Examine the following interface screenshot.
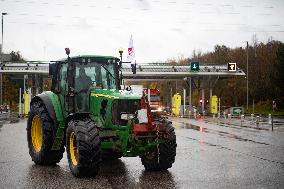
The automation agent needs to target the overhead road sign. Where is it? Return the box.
[191,62,199,71]
[227,63,237,72]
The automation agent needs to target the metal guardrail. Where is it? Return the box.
[185,112,284,131]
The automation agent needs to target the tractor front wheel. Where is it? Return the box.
[140,121,177,171]
[27,100,65,165]
[66,119,101,177]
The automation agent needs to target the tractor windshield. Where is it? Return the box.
[75,62,117,91]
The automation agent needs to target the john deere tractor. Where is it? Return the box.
[27,50,176,177]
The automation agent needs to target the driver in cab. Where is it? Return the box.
[75,67,93,111]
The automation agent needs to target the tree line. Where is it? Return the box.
[130,38,284,111]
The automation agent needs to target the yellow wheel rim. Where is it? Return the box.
[31,115,43,152]
[70,132,78,166]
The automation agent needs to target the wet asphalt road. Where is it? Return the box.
[0,118,284,189]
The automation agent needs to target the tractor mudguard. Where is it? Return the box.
[32,92,56,122]
[31,91,65,150]
[31,92,64,124]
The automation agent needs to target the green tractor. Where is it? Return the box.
[27,49,177,177]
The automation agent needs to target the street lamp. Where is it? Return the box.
[246,41,249,111]
[1,12,8,106]
[1,13,7,52]
[118,47,123,67]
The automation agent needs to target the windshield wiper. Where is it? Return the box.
[101,64,115,79]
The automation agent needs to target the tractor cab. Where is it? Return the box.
[49,54,121,114]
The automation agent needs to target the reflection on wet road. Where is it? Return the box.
[0,118,284,188]
[176,122,270,145]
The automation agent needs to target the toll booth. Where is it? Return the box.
[172,93,181,116]
[209,95,218,114]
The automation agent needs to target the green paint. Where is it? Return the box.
[44,91,66,150]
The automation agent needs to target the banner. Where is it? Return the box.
[127,35,135,64]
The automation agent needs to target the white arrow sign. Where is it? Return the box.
[228,63,237,72]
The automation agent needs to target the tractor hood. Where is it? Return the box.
[90,89,142,100]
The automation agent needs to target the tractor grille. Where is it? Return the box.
[112,99,140,126]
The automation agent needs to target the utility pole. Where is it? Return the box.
[175,80,177,94]
[1,13,8,106]
[189,77,192,109]
[246,41,249,111]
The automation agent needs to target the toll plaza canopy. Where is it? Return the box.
[0,61,245,79]
[121,63,245,80]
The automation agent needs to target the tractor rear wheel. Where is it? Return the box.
[66,119,101,177]
[27,100,64,165]
[140,121,177,171]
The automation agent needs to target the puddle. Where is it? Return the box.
[184,123,207,132]
[177,122,207,132]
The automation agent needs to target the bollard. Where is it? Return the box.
[268,114,272,125]
[218,112,220,119]
[251,114,254,121]
[194,111,197,119]
[228,114,231,125]
[256,116,260,128]
[213,114,215,119]
[241,114,244,126]
[223,111,226,119]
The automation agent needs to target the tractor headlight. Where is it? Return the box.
[121,113,134,120]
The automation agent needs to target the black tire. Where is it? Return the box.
[27,100,65,165]
[66,118,101,177]
[101,150,123,161]
[140,121,177,171]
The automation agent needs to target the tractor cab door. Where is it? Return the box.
[74,64,98,112]
[51,62,69,116]
[58,63,68,116]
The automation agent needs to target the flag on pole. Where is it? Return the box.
[127,35,135,64]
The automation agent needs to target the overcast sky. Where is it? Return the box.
[1,0,284,62]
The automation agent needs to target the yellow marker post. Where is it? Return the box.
[210,95,218,114]
[23,91,29,116]
[23,89,31,117]
[172,93,181,116]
